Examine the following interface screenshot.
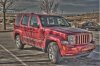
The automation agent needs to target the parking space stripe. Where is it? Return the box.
[93,51,100,53]
[0,44,28,66]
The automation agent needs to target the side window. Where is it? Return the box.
[40,17,47,26]
[30,16,38,27]
[15,15,22,25]
[48,17,55,25]
[22,15,29,26]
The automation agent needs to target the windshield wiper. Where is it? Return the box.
[60,24,66,26]
[46,25,59,27]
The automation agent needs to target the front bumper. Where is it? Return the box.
[61,44,95,57]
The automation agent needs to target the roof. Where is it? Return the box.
[16,13,61,17]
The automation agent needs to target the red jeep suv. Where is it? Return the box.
[14,13,95,63]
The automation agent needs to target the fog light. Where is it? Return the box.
[61,41,69,45]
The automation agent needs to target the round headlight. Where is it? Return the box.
[61,41,69,45]
[68,35,76,44]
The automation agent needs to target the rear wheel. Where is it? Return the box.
[15,35,24,49]
[47,42,61,64]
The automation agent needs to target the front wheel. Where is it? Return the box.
[15,35,24,49]
[47,42,61,64]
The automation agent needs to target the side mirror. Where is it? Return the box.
[68,22,71,27]
[69,23,71,27]
[32,23,40,28]
[36,24,40,28]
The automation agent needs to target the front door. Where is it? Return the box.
[29,15,44,48]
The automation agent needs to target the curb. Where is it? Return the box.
[0,30,13,32]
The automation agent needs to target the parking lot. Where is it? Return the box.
[0,31,100,66]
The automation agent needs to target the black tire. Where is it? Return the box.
[15,35,24,49]
[47,42,61,64]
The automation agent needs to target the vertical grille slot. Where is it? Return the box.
[76,33,89,44]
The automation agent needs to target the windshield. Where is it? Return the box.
[40,16,70,27]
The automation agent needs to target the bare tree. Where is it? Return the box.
[0,0,14,30]
[40,0,59,14]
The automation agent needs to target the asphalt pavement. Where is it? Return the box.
[0,31,100,66]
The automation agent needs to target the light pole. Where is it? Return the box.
[2,0,6,30]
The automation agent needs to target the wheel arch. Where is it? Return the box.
[44,36,62,53]
[44,39,55,52]
[14,33,20,39]
[14,30,22,40]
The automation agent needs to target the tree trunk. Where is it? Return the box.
[2,4,6,30]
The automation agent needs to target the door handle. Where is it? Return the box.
[29,29,35,32]
[30,29,33,32]
[24,29,27,31]
[29,28,38,33]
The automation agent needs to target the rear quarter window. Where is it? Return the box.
[22,16,29,26]
[15,15,22,26]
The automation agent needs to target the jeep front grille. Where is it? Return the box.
[76,33,90,44]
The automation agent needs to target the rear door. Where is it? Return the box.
[20,14,30,43]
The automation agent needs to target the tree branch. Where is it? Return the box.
[6,0,15,9]
[39,0,59,14]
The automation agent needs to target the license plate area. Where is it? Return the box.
[82,44,94,51]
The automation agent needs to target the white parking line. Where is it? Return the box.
[0,44,28,66]
[93,51,100,53]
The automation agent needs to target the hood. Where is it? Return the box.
[47,27,89,34]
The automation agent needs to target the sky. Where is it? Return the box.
[9,0,99,14]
